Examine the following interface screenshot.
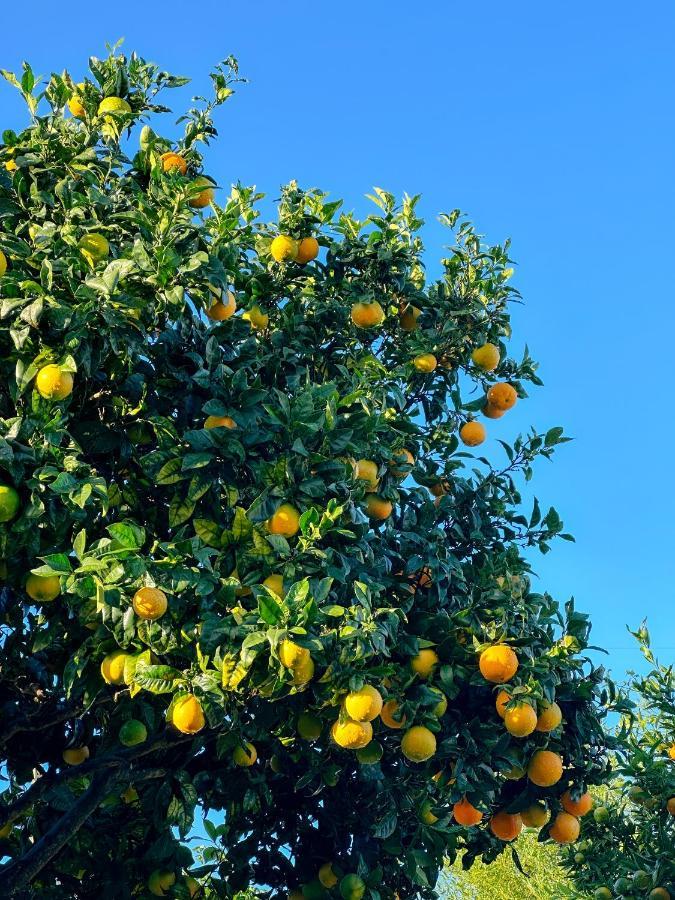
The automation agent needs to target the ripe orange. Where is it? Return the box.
[268,503,301,537]
[487,382,518,411]
[188,176,215,209]
[495,689,511,718]
[295,237,319,264]
[549,810,580,844]
[399,304,421,331]
[483,403,505,419]
[364,495,392,520]
[331,718,373,750]
[390,448,415,478]
[233,742,257,766]
[271,235,299,262]
[25,573,61,602]
[504,702,537,738]
[204,414,236,429]
[561,790,593,817]
[453,798,483,826]
[242,305,269,330]
[97,97,131,116]
[489,811,522,841]
[536,700,562,732]
[171,695,205,734]
[354,458,380,490]
[667,796,675,815]
[63,746,89,766]
[68,84,86,118]
[479,645,519,683]
[345,685,383,722]
[520,802,549,828]
[400,725,436,762]
[100,650,129,686]
[650,889,672,900]
[471,343,500,371]
[413,353,437,373]
[262,574,285,598]
[410,648,439,679]
[36,365,74,400]
[160,152,188,175]
[667,744,675,760]
[429,479,449,497]
[380,699,406,729]
[206,289,236,321]
[78,233,110,261]
[133,586,168,620]
[278,640,310,669]
[351,301,385,328]
[527,750,563,787]
[459,421,486,447]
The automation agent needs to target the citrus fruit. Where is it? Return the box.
[483,403,505,419]
[97,96,131,116]
[429,687,448,717]
[204,414,236,429]
[453,798,483,826]
[495,689,511,718]
[242,304,269,329]
[271,235,299,262]
[413,353,437,373]
[318,862,338,888]
[340,874,366,900]
[0,484,20,522]
[351,300,385,328]
[614,877,632,895]
[345,685,383,722]
[0,250,6,276]
[293,656,314,685]
[535,700,562,732]
[594,889,612,900]
[471,343,500,371]
[331,718,372,750]
[527,749,563,787]
[459,421,486,446]
[148,870,176,897]
[593,805,610,823]
[279,640,310,669]
[206,289,236,321]
[401,726,436,762]
[410,648,439,679]
[487,382,517,411]
[549,810,579,843]
[479,645,519,683]
[185,876,201,898]
[650,889,671,900]
[62,746,89,766]
[263,574,285,598]
[633,871,651,890]
[354,458,380,490]
[520,802,549,828]
[380,699,406,729]
[295,236,319,264]
[561,790,593,817]
[356,741,383,765]
[36,365,74,400]
[100,650,129,685]
[188,176,215,208]
[390,448,415,478]
[132,586,168,620]
[119,719,147,747]
[171,695,205,734]
[504,702,537,737]
[667,796,675,815]
[489,811,522,841]
[78,232,110,261]
[419,799,439,824]
[160,151,187,175]
[268,502,301,536]
[297,712,322,741]
[232,742,257,766]
[25,573,61,602]
[399,304,421,331]
[364,495,392,520]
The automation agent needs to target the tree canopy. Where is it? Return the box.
[0,46,611,899]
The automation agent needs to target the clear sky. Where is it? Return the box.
[2,1,674,683]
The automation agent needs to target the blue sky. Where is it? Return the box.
[2,1,674,683]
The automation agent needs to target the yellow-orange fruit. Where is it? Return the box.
[536,701,562,732]
[410,648,439,679]
[351,301,385,328]
[667,797,675,815]
[268,503,301,537]
[262,574,285,598]
[390,448,415,478]
[331,718,373,750]
[233,742,257,766]
[400,726,436,762]
[204,415,237,429]
[459,421,486,447]
[271,235,299,263]
[171,695,205,734]
[160,152,188,175]
[35,365,74,400]
[242,304,269,330]
[483,403,505,419]
[487,382,518,411]
[345,685,383,722]
[489,811,522,841]
[471,343,500,371]
[133,587,168,620]
[100,650,129,686]
[549,811,580,844]
[479,645,519,683]
[354,458,379,490]
[413,353,437,373]
[520,802,549,828]
[206,290,236,321]
[453,798,483,826]
[495,690,511,718]
[25,573,61,602]
[561,791,593,817]
[527,750,564,787]
[380,699,406,729]
[504,702,537,738]
[399,304,421,331]
[364,495,392,520]
[295,237,319,264]
[188,176,215,208]
[63,746,89,766]
[278,640,310,669]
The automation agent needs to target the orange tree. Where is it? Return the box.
[562,628,675,900]
[0,47,612,899]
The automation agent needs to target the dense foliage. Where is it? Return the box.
[563,629,675,900]
[0,47,612,899]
